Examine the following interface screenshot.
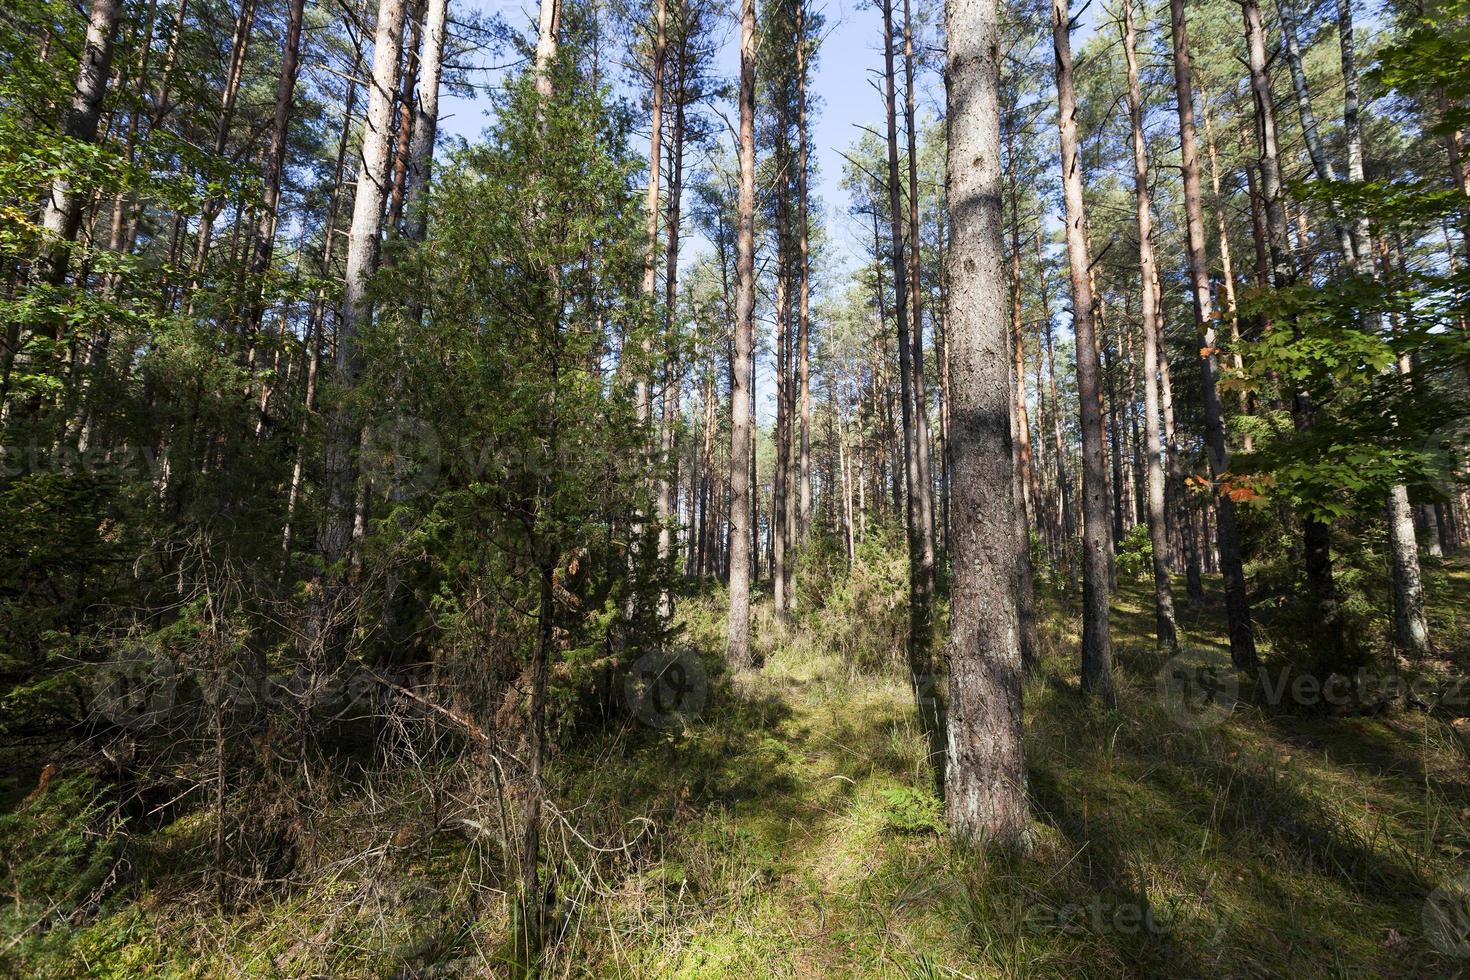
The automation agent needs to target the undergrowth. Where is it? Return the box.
[3,563,1469,977]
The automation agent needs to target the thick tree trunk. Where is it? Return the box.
[944,0,1029,844]
[726,0,757,669]
[1169,0,1256,669]
[1052,0,1114,703]
[1122,0,1178,653]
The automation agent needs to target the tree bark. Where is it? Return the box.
[638,0,667,427]
[797,0,813,541]
[312,0,409,639]
[882,0,940,753]
[1052,0,1114,703]
[35,0,123,290]
[944,0,1029,844]
[1169,0,1256,669]
[1122,0,1179,653]
[403,0,449,242]
[903,0,938,580]
[726,0,757,669]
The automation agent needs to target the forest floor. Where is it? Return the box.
[5,563,1470,977]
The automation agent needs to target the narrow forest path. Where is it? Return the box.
[600,625,958,978]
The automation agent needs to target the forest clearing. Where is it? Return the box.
[3,0,1470,973]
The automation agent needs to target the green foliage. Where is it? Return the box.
[1113,523,1153,581]
[0,771,122,962]
[797,523,908,670]
[877,785,945,835]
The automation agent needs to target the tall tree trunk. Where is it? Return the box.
[657,36,687,615]
[726,0,757,669]
[1122,0,1178,653]
[1199,85,1249,443]
[185,0,259,305]
[312,0,409,638]
[386,0,425,234]
[944,0,1028,844]
[1277,0,1355,262]
[516,0,561,964]
[1003,112,1039,670]
[1052,0,1114,703]
[1170,0,1257,669]
[1335,0,1430,654]
[245,0,308,334]
[1245,0,1342,664]
[1037,220,1073,578]
[903,0,937,581]
[403,0,449,242]
[882,0,939,753]
[797,0,813,542]
[35,0,123,290]
[638,0,668,427]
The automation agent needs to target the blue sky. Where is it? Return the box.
[434,0,1095,272]
[433,0,1097,421]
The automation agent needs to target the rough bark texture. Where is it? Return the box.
[1052,0,1114,703]
[1169,0,1256,669]
[37,0,123,289]
[316,0,409,593]
[1122,0,1178,653]
[726,0,757,670]
[943,0,1029,844]
[403,0,449,242]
